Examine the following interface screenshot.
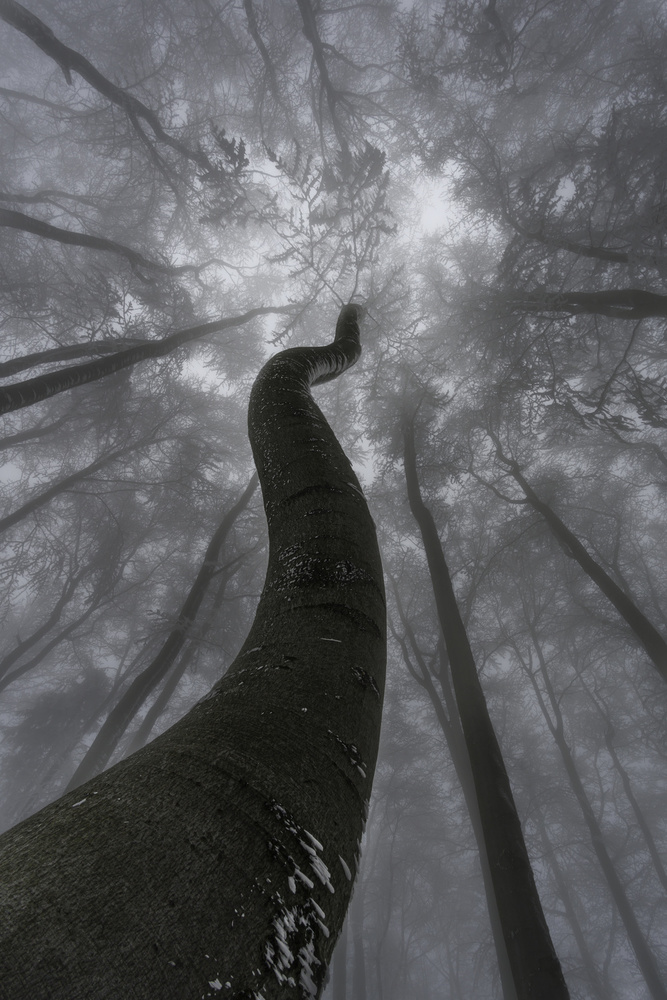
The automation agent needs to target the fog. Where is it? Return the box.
[0,1,666,997]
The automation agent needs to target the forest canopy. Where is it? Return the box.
[1,1,666,998]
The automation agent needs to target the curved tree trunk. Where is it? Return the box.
[402,418,569,1000]
[0,304,386,1000]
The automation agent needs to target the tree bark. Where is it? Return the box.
[502,287,667,319]
[390,601,518,1000]
[0,305,292,416]
[0,303,386,1000]
[533,810,610,1000]
[67,475,259,789]
[402,418,569,1000]
[489,432,667,683]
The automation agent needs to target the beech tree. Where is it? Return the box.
[2,1,667,998]
[0,304,387,998]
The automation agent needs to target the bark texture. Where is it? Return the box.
[0,303,386,1000]
[403,419,569,1000]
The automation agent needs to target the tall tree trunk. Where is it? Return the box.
[0,438,155,535]
[67,475,259,789]
[0,304,386,1000]
[124,552,248,755]
[518,631,667,1000]
[0,305,292,416]
[489,432,667,682]
[390,596,517,1000]
[502,287,667,319]
[402,418,569,1000]
[0,339,144,379]
[533,809,611,1000]
[0,208,205,275]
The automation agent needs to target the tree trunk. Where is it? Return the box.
[519,633,667,1000]
[0,413,70,450]
[0,303,386,1000]
[67,475,259,789]
[332,917,348,1000]
[390,596,517,1000]
[490,433,667,683]
[502,287,667,319]
[124,553,247,755]
[0,342,147,380]
[0,439,152,535]
[0,305,292,416]
[533,810,611,1000]
[0,563,85,681]
[0,208,201,275]
[402,418,569,1000]
[0,0,214,173]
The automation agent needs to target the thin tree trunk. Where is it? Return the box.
[0,303,386,999]
[0,563,85,680]
[533,811,610,1000]
[67,475,259,789]
[503,211,667,272]
[0,413,69,450]
[502,287,667,319]
[519,633,667,1000]
[0,339,144,379]
[0,439,152,535]
[403,418,569,1000]
[0,0,216,173]
[0,304,292,416]
[603,728,667,895]
[489,432,667,682]
[125,549,249,755]
[0,208,209,275]
[390,594,517,1000]
[243,0,281,100]
[573,673,667,895]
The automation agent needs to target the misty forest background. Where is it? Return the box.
[1,0,667,996]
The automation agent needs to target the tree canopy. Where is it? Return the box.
[1,1,666,997]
